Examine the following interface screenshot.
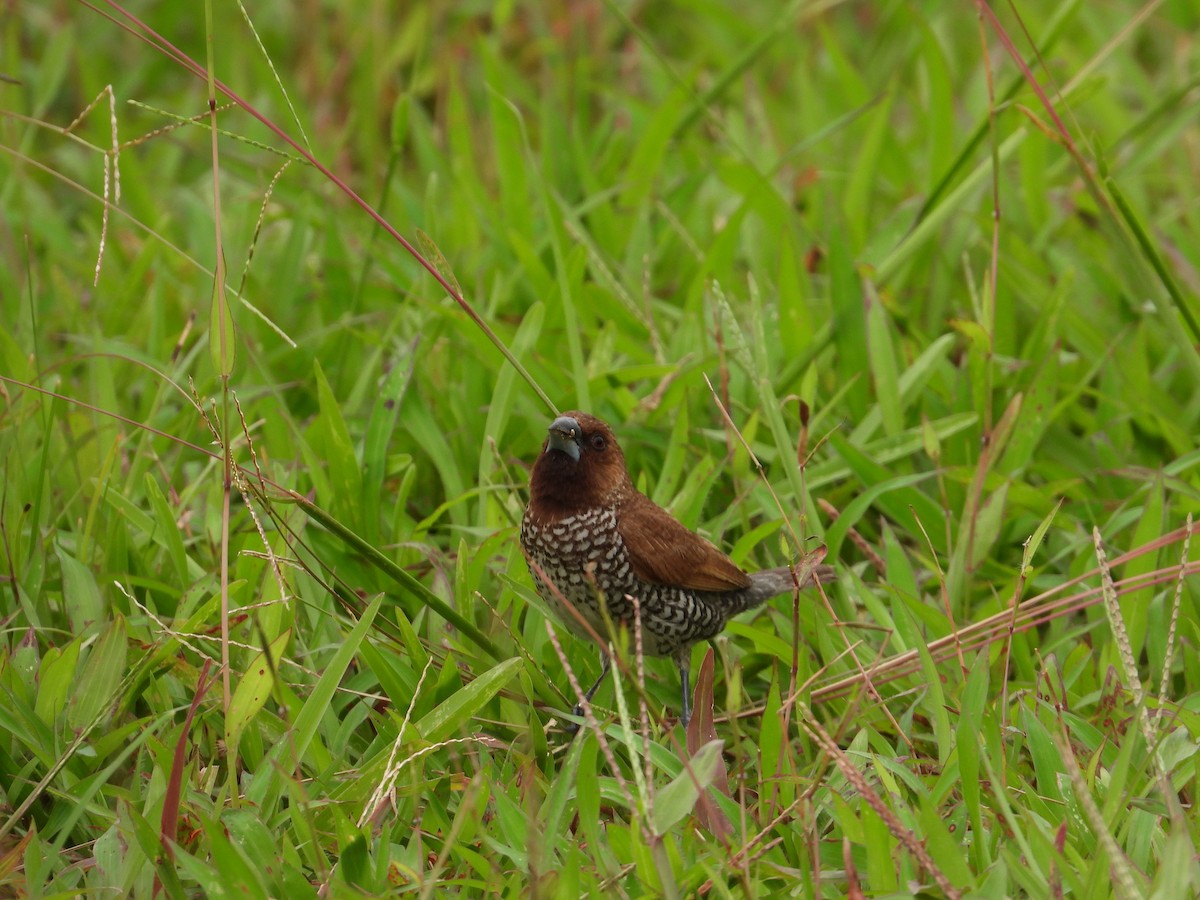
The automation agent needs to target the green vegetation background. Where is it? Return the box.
[2,1,1199,896]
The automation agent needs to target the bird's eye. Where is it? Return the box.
[589,433,607,451]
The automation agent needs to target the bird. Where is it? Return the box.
[520,411,832,727]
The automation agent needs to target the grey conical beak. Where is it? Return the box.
[546,415,582,462]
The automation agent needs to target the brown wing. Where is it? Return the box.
[618,492,752,592]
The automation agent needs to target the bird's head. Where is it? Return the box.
[528,411,632,517]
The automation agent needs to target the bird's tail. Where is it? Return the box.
[735,557,834,614]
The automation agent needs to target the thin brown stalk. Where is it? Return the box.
[543,621,636,817]
[814,524,1198,702]
[1157,513,1191,706]
[90,0,557,413]
[1053,727,1144,900]
[803,714,961,899]
[631,593,654,815]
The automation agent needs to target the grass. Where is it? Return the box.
[2,0,1199,896]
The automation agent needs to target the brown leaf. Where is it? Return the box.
[687,648,732,839]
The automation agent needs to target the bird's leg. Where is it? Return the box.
[577,652,612,714]
[677,653,692,727]
[565,651,612,734]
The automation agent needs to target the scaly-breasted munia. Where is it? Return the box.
[520,411,831,726]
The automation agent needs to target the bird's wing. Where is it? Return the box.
[617,493,753,592]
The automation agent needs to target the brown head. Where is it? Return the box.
[528,412,632,519]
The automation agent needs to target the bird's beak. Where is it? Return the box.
[546,415,582,462]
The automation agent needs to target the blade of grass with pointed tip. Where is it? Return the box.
[412,644,502,741]
[292,496,503,661]
[247,595,382,809]
[651,739,725,836]
[225,630,291,762]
